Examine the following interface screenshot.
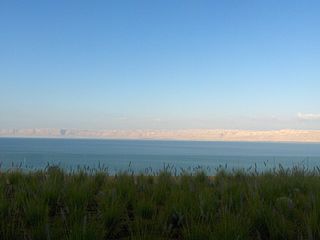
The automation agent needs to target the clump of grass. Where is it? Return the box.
[1,166,320,239]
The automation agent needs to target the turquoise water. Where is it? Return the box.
[0,138,320,174]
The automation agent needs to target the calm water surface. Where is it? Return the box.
[0,138,320,174]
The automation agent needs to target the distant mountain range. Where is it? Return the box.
[1,128,320,142]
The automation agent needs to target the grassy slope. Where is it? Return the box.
[1,167,320,239]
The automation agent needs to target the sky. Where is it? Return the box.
[0,0,320,131]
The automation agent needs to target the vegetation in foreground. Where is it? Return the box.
[1,167,320,239]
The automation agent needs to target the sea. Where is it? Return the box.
[1,137,320,174]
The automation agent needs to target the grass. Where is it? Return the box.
[1,166,320,239]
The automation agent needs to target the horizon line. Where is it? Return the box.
[1,128,320,143]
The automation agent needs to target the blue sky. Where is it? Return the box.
[0,0,319,130]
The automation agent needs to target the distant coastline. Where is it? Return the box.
[1,128,320,143]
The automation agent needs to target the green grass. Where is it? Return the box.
[1,166,320,239]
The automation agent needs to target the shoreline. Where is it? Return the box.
[1,128,320,143]
[1,135,320,144]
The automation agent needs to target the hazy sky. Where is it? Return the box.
[1,1,319,130]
